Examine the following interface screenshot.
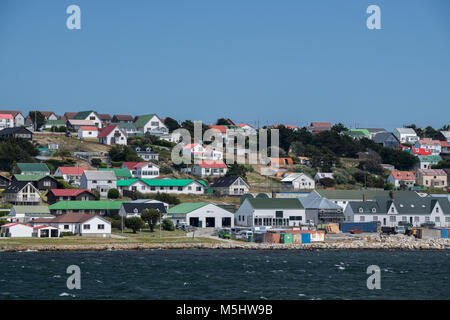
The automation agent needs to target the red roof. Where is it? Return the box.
[123,162,151,170]
[49,189,92,197]
[1,223,33,228]
[57,167,89,175]
[439,141,450,148]
[411,148,432,156]
[80,126,98,131]
[0,114,14,120]
[33,225,58,230]
[236,123,254,128]
[197,160,227,168]
[208,125,227,133]
[98,125,121,138]
[391,171,415,180]
[311,122,332,128]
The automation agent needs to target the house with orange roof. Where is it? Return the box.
[307,122,332,134]
[267,157,294,167]
[236,123,257,135]
[122,162,159,179]
[98,125,127,145]
[192,160,227,177]
[78,126,98,139]
[387,171,416,188]
[54,166,89,185]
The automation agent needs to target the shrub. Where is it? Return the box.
[111,161,123,168]
[60,231,74,237]
[319,177,336,188]
[0,219,8,226]
[107,188,120,199]
[162,218,175,231]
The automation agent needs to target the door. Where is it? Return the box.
[205,217,215,228]
[222,217,231,227]
[383,218,386,226]
[189,217,199,227]
[409,217,413,224]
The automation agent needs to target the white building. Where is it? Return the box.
[54,166,89,185]
[134,114,168,135]
[0,114,14,130]
[393,128,419,144]
[1,223,34,237]
[235,198,306,227]
[210,176,250,196]
[122,162,159,179]
[387,171,416,188]
[167,202,235,228]
[6,205,54,223]
[80,170,117,198]
[414,138,442,156]
[192,160,227,178]
[98,125,127,145]
[281,173,315,190]
[182,143,223,161]
[31,213,111,236]
[73,111,103,128]
[0,111,25,127]
[78,126,98,139]
[117,179,205,195]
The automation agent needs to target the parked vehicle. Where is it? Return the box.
[381,226,396,235]
[237,230,253,240]
[394,225,406,235]
[176,222,188,230]
[218,228,231,239]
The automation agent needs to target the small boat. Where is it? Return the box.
[349,228,363,234]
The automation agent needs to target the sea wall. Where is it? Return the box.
[1,235,450,252]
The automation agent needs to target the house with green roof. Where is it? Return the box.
[99,168,132,180]
[235,198,305,228]
[49,200,125,215]
[12,174,58,190]
[7,205,53,223]
[167,202,234,228]
[346,129,371,140]
[73,111,103,128]
[15,163,50,175]
[117,178,206,195]
[43,119,66,130]
[415,155,442,170]
[133,114,168,135]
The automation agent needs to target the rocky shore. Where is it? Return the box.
[1,235,450,252]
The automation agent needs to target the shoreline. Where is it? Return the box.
[1,237,450,252]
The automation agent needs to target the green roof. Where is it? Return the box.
[112,122,137,130]
[314,189,420,200]
[14,174,50,181]
[99,168,132,178]
[45,120,66,126]
[417,155,442,162]
[17,163,50,173]
[10,205,51,215]
[73,111,97,120]
[247,198,304,209]
[167,202,210,214]
[49,200,125,210]
[117,178,206,187]
[134,114,156,128]
[350,128,370,135]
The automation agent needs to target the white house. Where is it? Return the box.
[344,193,450,227]
[235,198,306,227]
[134,114,168,135]
[78,126,98,139]
[393,128,419,144]
[118,202,167,218]
[182,143,223,161]
[98,125,127,145]
[314,172,334,181]
[117,179,206,195]
[281,173,315,190]
[31,213,112,237]
[133,146,159,161]
[122,162,159,179]
[0,110,25,127]
[167,202,235,228]
[67,119,96,131]
[80,170,117,198]
[6,205,54,223]
[73,111,103,128]
[0,114,14,130]
[414,138,442,156]
[210,176,250,196]
[192,160,227,178]
[0,223,34,237]
[54,166,89,185]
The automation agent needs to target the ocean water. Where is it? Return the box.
[0,249,448,300]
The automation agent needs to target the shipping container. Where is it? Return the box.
[263,232,281,244]
[280,233,293,244]
[441,229,449,239]
[340,222,378,233]
[301,233,311,244]
[417,228,441,240]
[254,232,264,243]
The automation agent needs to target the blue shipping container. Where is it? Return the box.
[340,222,378,233]
[301,233,311,244]
[441,229,449,239]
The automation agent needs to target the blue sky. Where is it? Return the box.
[0,0,449,130]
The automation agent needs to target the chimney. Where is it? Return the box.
[363,194,367,202]
[389,190,394,200]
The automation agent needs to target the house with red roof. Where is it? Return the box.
[0,222,60,238]
[54,166,89,185]
[307,122,332,134]
[236,123,257,135]
[47,189,96,204]
[387,171,416,189]
[410,147,432,156]
[0,113,14,130]
[98,125,127,145]
[78,126,98,139]
[192,160,228,177]
[0,110,25,127]
[182,143,223,161]
[112,114,134,123]
[122,162,159,179]
[414,138,442,155]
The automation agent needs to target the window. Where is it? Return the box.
[196,187,202,191]
[359,208,363,213]
[360,216,365,222]
[391,207,395,213]
[83,224,90,230]
[389,216,396,222]
[402,216,407,222]
[373,216,378,221]
[425,217,430,222]
[436,207,439,213]
[445,217,450,223]
[414,216,419,222]
[275,211,283,218]
[98,224,105,230]
[435,217,440,223]
[43,181,51,187]
[64,225,69,230]
[371,208,376,213]
[289,216,302,221]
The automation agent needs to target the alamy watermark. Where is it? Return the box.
[66,265,81,290]
[66,5,81,30]
[366,265,381,290]
[366,5,381,30]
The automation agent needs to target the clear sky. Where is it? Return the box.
[0,0,449,130]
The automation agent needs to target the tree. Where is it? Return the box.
[216,118,232,125]
[432,159,450,169]
[141,209,163,232]
[109,145,142,162]
[162,218,175,231]
[319,177,336,188]
[125,217,144,233]
[331,123,348,134]
[0,138,39,171]
[27,111,46,130]
[225,164,252,180]
[107,188,120,199]
[164,117,180,132]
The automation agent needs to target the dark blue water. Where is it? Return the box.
[0,249,448,300]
